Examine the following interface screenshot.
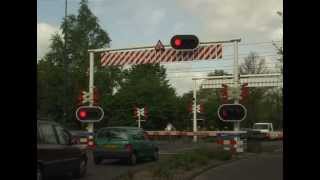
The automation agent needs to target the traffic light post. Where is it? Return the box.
[193,80,197,142]
[233,39,241,131]
[87,52,95,135]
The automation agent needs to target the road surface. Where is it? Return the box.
[47,140,282,180]
[48,140,204,180]
[195,151,283,180]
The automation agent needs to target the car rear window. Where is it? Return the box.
[253,124,269,130]
[97,129,130,140]
[39,123,58,144]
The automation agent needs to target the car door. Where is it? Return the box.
[132,132,148,158]
[54,125,82,173]
[143,131,155,156]
[38,122,65,176]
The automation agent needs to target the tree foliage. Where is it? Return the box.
[37,0,114,129]
[99,64,178,130]
[239,52,282,128]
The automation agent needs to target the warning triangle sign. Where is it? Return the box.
[155,40,165,52]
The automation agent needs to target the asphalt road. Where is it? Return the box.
[79,140,208,180]
[195,151,283,180]
[47,140,202,180]
[47,140,282,180]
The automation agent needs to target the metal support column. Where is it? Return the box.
[87,52,95,134]
[233,40,241,131]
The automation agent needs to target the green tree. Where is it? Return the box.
[239,52,282,128]
[38,0,115,129]
[100,64,178,130]
[239,52,267,127]
[240,52,268,75]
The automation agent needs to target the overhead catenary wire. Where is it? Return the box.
[222,41,281,47]
[166,72,282,79]
[163,60,281,72]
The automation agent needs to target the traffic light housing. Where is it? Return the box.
[75,106,104,123]
[170,35,199,50]
[240,83,249,101]
[217,104,247,122]
[143,107,148,120]
[77,92,84,106]
[220,84,229,103]
[93,87,100,106]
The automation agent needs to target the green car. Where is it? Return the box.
[93,127,159,165]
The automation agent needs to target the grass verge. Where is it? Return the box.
[149,146,232,179]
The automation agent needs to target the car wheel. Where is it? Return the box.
[128,153,137,165]
[94,156,102,165]
[72,157,87,178]
[152,149,159,161]
[37,167,43,180]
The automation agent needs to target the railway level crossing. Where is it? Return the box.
[81,36,282,142]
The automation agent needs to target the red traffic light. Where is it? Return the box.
[170,35,199,50]
[174,38,182,47]
[240,83,249,101]
[76,106,104,123]
[79,110,87,118]
[217,104,247,122]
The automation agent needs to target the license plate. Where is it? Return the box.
[105,144,117,150]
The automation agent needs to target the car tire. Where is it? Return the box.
[128,153,137,165]
[72,157,87,179]
[152,149,159,161]
[94,156,102,165]
[37,166,43,180]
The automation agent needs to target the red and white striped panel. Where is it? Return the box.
[100,44,223,67]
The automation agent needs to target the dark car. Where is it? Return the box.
[70,130,95,149]
[93,127,159,165]
[37,121,88,180]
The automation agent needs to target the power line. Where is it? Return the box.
[221,40,282,47]
[162,56,281,70]
[166,71,282,79]
[222,52,279,58]
[163,56,280,67]
[165,61,281,72]
[166,69,281,76]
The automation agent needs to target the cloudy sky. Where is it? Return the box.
[37,0,282,95]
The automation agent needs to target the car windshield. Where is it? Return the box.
[253,124,269,130]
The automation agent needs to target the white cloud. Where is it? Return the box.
[164,61,221,96]
[149,9,166,26]
[143,9,167,36]
[269,27,282,41]
[177,0,283,42]
[167,71,205,96]
[37,23,61,59]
